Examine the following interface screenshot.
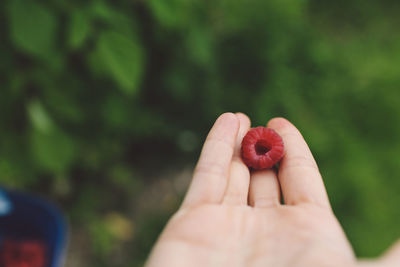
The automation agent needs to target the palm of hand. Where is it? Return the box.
[148,203,353,267]
[146,114,399,267]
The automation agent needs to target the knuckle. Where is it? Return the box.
[205,137,235,151]
[285,155,319,170]
[194,160,227,177]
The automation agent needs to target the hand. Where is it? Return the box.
[145,113,400,267]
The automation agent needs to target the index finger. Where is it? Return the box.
[181,113,239,209]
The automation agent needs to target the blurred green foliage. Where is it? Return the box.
[1,0,400,266]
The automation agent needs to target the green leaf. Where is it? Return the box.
[90,0,114,20]
[97,31,144,95]
[147,0,188,28]
[90,1,137,37]
[30,129,77,173]
[68,10,91,49]
[27,100,55,134]
[7,0,57,57]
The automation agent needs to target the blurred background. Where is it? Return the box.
[1,0,400,266]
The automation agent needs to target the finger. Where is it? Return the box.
[222,113,251,205]
[248,168,280,208]
[181,113,239,209]
[267,118,330,208]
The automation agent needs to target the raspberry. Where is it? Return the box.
[241,127,284,169]
[0,240,47,267]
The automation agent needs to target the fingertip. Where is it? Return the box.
[267,117,302,140]
[220,112,236,117]
[212,113,240,134]
[267,117,292,130]
[209,112,240,142]
[235,112,251,128]
[235,112,249,118]
[218,112,239,125]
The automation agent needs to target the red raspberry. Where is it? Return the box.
[241,127,284,169]
[0,240,47,267]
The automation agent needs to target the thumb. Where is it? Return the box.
[358,240,400,267]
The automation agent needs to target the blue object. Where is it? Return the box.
[0,188,68,267]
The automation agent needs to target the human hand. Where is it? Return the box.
[145,113,400,267]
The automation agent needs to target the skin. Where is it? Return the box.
[145,113,400,267]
